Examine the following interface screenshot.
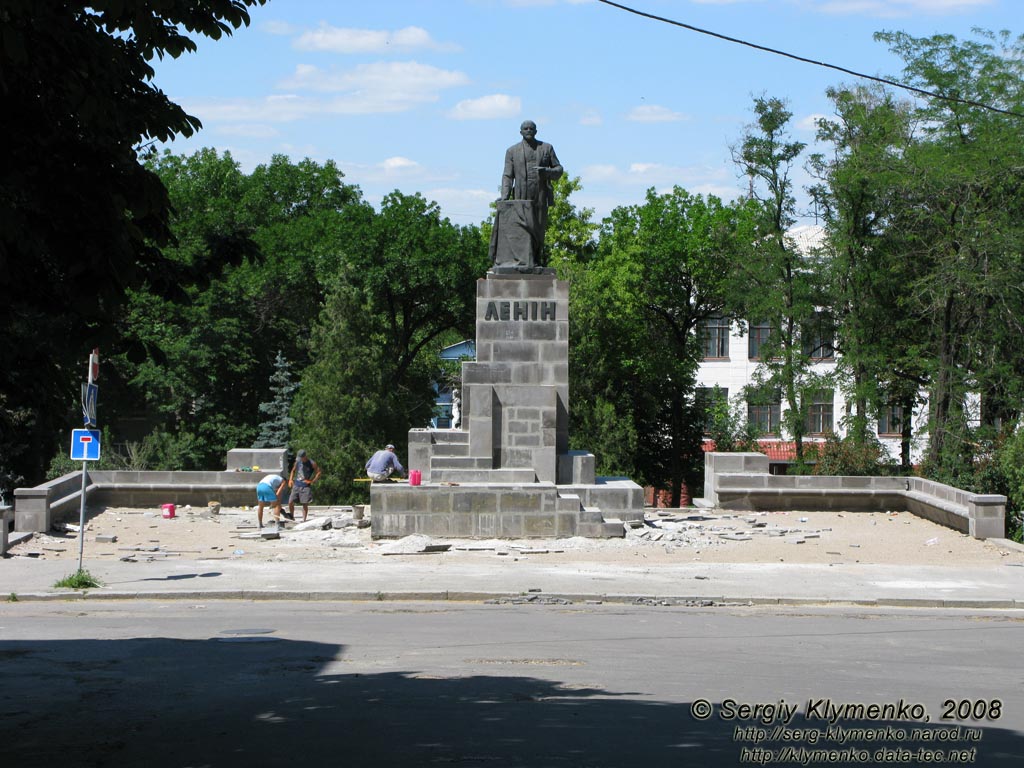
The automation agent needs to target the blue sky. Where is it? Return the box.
[153,0,1019,227]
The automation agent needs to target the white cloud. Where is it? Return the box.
[338,156,457,187]
[579,109,603,126]
[796,113,828,132]
[293,24,459,54]
[380,156,422,174]
[448,94,521,120]
[281,61,468,95]
[202,61,473,116]
[626,104,689,123]
[184,94,313,123]
[187,55,473,122]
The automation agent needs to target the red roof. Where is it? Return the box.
[702,439,799,461]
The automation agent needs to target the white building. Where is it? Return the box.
[694,316,931,467]
[695,226,927,468]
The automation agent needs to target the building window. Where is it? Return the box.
[805,389,834,435]
[696,386,728,436]
[748,320,771,360]
[701,315,730,360]
[747,389,781,436]
[802,312,835,360]
[877,404,904,436]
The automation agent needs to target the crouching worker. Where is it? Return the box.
[365,444,405,482]
[256,473,288,528]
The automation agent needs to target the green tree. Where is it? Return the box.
[546,175,600,268]
[254,352,298,449]
[0,0,267,493]
[291,192,489,502]
[733,96,827,463]
[808,85,925,468]
[573,187,756,505]
[872,30,1024,475]
[111,150,361,469]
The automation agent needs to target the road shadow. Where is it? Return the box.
[1,636,1021,767]
[139,571,223,581]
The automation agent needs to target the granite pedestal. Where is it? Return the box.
[372,272,644,539]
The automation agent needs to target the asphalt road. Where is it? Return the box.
[2,601,1022,767]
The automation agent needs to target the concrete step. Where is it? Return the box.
[430,430,470,445]
[556,493,582,513]
[430,442,471,458]
[430,468,538,484]
[430,456,493,470]
[577,508,605,524]
[575,520,625,539]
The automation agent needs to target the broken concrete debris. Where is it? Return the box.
[381,538,452,556]
[485,595,572,605]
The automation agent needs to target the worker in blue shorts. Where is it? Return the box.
[256,473,287,528]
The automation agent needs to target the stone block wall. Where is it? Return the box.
[463,274,569,483]
[14,472,92,532]
[703,452,1006,539]
[226,448,287,474]
[13,466,265,533]
[371,483,577,538]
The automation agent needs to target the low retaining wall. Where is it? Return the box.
[703,452,1005,539]
[14,470,264,533]
[13,449,288,534]
[370,478,645,540]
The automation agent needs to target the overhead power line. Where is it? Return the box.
[596,0,1024,119]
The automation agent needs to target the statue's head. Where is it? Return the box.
[519,120,538,141]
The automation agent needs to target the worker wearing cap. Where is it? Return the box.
[286,449,321,522]
[365,444,405,482]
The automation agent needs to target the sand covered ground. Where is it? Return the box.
[10,503,1023,569]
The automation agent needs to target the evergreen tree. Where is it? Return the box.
[253,352,298,448]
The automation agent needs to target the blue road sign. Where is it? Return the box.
[82,382,98,426]
[70,429,101,461]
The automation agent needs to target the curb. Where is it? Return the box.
[991,537,1024,554]
[5,589,1023,610]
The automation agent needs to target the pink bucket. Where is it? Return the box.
[409,470,422,486]
[161,503,176,519]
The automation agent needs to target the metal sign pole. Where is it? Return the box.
[77,350,98,573]
[77,457,87,572]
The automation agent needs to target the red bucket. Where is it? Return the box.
[409,470,422,486]
[161,503,176,519]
